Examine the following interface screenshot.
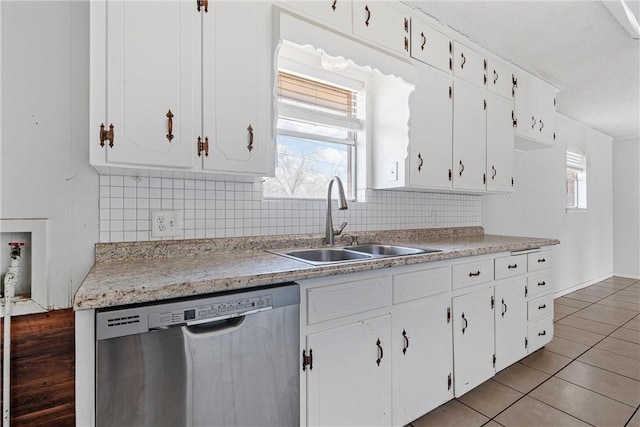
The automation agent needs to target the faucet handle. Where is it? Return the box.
[335,221,347,236]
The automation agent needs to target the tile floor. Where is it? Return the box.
[410,276,640,427]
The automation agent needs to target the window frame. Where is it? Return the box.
[566,147,588,211]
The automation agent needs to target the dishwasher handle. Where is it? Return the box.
[182,315,245,338]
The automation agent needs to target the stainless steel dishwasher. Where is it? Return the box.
[95,283,300,427]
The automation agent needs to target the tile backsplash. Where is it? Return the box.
[99,175,481,243]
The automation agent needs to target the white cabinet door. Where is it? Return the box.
[536,81,557,144]
[494,281,528,372]
[306,315,392,426]
[512,70,537,141]
[93,0,199,169]
[409,67,453,189]
[453,79,486,192]
[486,58,513,99]
[392,296,453,427]
[452,41,486,87]
[486,93,514,192]
[352,1,410,56]
[452,287,495,397]
[410,17,452,73]
[202,1,274,176]
[279,0,353,34]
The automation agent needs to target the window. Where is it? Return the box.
[263,71,364,199]
[566,148,587,209]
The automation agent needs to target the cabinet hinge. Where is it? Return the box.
[449,57,452,71]
[511,177,515,187]
[447,373,452,390]
[525,285,528,297]
[449,41,452,54]
[483,74,487,85]
[554,97,557,107]
[493,354,496,367]
[448,169,452,181]
[302,349,313,371]
[196,0,208,13]
[512,110,518,128]
[197,136,209,157]
[483,59,487,70]
[99,123,114,148]
[404,36,409,52]
[447,306,451,323]
[491,295,495,309]
[484,99,487,110]
[553,132,556,141]
[449,86,452,99]
[525,337,528,349]
[483,173,487,185]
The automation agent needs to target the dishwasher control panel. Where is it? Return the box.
[148,294,273,328]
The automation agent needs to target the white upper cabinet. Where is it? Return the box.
[352,1,410,56]
[453,79,487,192]
[486,93,515,192]
[452,41,486,87]
[201,1,274,176]
[277,0,352,34]
[410,17,452,73]
[513,70,558,149]
[91,1,274,177]
[486,58,514,99]
[409,67,454,190]
[91,1,199,170]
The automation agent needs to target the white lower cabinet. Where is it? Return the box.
[305,315,392,426]
[494,280,528,371]
[452,286,495,397]
[392,294,452,426]
[300,248,555,424]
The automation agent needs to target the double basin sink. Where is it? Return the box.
[272,243,442,265]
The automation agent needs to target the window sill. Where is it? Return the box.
[566,208,589,214]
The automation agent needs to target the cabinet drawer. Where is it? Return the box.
[393,266,451,304]
[527,271,552,298]
[528,294,553,321]
[494,254,526,280]
[452,258,494,290]
[527,250,552,272]
[528,316,553,352]
[306,276,391,325]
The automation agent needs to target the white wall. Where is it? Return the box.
[613,137,640,278]
[1,1,98,309]
[483,115,614,295]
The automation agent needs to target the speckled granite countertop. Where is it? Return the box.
[73,227,559,310]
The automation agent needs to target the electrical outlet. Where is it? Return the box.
[151,211,182,238]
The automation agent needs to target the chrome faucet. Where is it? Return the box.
[325,176,348,245]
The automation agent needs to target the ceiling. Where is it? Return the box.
[407,1,640,140]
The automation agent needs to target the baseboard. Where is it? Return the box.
[554,273,614,298]
[612,272,640,280]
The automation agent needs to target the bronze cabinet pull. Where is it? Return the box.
[376,338,383,366]
[492,165,497,180]
[493,70,499,84]
[460,52,466,68]
[247,124,254,152]
[418,152,424,172]
[100,123,114,148]
[459,160,465,176]
[539,120,544,132]
[166,110,174,142]
[538,330,546,336]
[501,299,508,317]
[508,263,518,269]
[421,32,427,50]
[331,0,337,11]
[538,258,546,263]
[531,116,536,129]
[538,281,546,287]
[538,304,547,309]
[468,271,481,277]
[461,313,468,334]
[365,5,371,27]
[402,329,409,355]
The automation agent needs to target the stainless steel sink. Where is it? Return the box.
[347,244,426,256]
[271,243,442,265]
[279,248,373,265]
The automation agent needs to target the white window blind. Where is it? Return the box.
[277,72,363,132]
[566,149,586,172]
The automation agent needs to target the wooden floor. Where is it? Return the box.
[0,308,75,427]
